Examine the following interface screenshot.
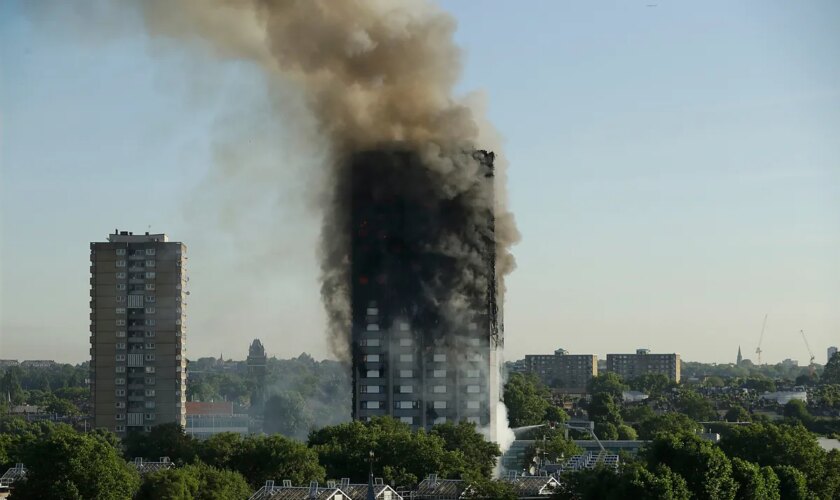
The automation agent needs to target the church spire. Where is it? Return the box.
[737,346,743,365]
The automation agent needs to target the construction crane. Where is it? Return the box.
[755,313,768,365]
[800,329,816,375]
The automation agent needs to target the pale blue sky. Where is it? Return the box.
[1,1,838,364]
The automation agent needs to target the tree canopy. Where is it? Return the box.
[642,433,738,500]
[718,422,837,498]
[503,373,550,427]
[823,352,840,385]
[10,425,140,500]
[123,423,197,465]
[307,417,467,487]
[198,433,324,488]
[636,413,701,440]
[587,373,628,398]
[135,462,251,500]
[431,421,501,478]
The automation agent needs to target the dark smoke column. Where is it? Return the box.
[349,148,500,438]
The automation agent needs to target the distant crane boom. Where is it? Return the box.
[755,314,768,365]
[800,329,816,370]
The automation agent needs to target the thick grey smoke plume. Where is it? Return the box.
[133,0,518,359]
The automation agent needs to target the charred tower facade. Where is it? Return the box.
[350,150,500,436]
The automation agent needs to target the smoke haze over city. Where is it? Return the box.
[1,0,839,365]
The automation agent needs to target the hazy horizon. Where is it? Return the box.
[1,0,838,365]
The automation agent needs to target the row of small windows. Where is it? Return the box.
[114,272,157,279]
[117,296,156,303]
[363,323,479,338]
[361,400,481,410]
[114,343,156,350]
[367,322,408,332]
[114,389,156,397]
[361,338,414,347]
[115,331,156,338]
[114,425,155,433]
[116,319,155,326]
[115,306,158,313]
[361,385,482,394]
[114,377,155,385]
[115,249,156,256]
[363,353,482,363]
[364,369,481,379]
[116,260,156,268]
[387,416,480,425]
[115,354,156,361]
[116,284,156,291]
[115,400,156,409]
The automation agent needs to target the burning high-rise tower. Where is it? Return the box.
[349,149,501,436]
[108,0,519,441]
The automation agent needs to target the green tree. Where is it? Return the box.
[555,463,690,500]
[636,413,701,440]
[771,465,809,500]
[588,393,623,438]
[44,398,80,417]
[555,467,624,499]
[783,400,811,424]
[136,467,198,500]
[622,403,655,424]
[521,427,582,466]
[742,377,775,393]
[621,463,690,500]
[544,405,570,424]
[719,423,825,496]
[308,417,462,487]
[431,421,501,478]
[808,384,840,409]
[643,433,737,500]
[724,406,751,423]
[0,369,25,405]
[264,391,314,440]
[503,373,550,427]
[196,432,242,470]
[461,475,518,500]
[629,373,672,395]
[822,352,840,385]
[0,433,12,469]
[673,389,717,421]
[199,433,324,488]
[545,434,582,464]
[10,425,140,499]
[822,450,840,500]
[587,373,628,398]
[136,462,250,500]
[595,422,618,440]
[123,423,197,465]
[617,424,638,440]
[730,458,780,500]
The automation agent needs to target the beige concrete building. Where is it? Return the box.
[606,349,680,383]
[523,349,598,392]
[90,230,187,435]
[553,351,599,391]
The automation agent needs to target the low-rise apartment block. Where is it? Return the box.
[606,349,680,383]
[523,348,598,392]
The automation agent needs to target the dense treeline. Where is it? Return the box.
[503,360,840,499]
[0,364,89,417]
[0,416,505,499]
[188,353,352,439]
[2,354,840,498]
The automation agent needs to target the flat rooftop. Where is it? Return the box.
[107,230,169,243]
